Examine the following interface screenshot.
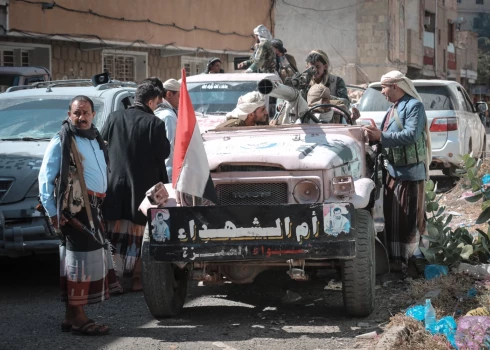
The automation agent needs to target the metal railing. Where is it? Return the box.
[5,79,138,93]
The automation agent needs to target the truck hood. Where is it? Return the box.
[204,131,363,171]
[0,141,48,204]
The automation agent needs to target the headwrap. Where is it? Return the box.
[307,84,330,107]
[271,39,287,54]
[380,70,422,101]
[57,119,108,219]
[253,24,272,41]
[309,49,331,73]
[163,78,181,92]
[205,57,221,73]
[380,70,431,180]
[226,91,266,121]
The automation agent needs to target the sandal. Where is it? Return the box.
[71,319,109,336]
[61,321,72,332]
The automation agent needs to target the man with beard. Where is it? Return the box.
[203,57,223,74]
[306,49,361,121]
[364,70,430,276]
[39,95,121,335]
[237,25,275,73]
[101,83,170,292]
[215,91,268,128]
[154,78,180,182]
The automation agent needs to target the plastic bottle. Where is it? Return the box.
[425,299,437,333]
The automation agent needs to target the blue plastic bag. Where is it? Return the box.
[434,316,458,349]
[405,304,425,321]
[425,265,449,280]
[482,174,490,186]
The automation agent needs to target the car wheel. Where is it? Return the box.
[142,242,188,318]
[341,209,376,317]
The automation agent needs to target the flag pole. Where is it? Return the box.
[192,196,196,206]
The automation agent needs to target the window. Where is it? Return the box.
[0,49,13,66]
[181,56,208,76]
[21,50,29,67]
[103,54,135,81]
[476,0,484,4]
[457,0,461,3]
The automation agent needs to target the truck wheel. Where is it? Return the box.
[341,209,375,317]
[141,242,188,318]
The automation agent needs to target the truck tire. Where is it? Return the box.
[341,209,375,317]
[141,242,188,318]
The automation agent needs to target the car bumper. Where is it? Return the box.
[431,138,461,168]
[147,202,357,262]
[0,198,58,257]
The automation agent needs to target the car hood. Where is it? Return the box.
[204,130,363,172]
[0,141,48,204]
[197,114,227,133]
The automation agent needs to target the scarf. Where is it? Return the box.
[57,119,109,219]
[155,99,177,115]
[226,91,265,121]
[129,101,155,115]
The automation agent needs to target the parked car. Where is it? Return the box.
[0,76,136,258]
[0,66,51,92]
[357,80,486,175]
[185,73,282,131]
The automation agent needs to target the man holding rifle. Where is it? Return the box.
[39,95,121,336]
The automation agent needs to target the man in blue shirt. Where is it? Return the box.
[364,71,430,277]
[39,95,120,335]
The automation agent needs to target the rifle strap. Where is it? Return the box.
[70,137,96,233]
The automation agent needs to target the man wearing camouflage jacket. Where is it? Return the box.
[238,25,275,74]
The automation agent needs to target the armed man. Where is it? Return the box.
[364,70,431,277]
[215,91,268,128]
[237,25,276,73]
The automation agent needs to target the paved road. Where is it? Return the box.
[0,255,405,350]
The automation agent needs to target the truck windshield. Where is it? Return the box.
[188,81,258,114]
[0,96,105,140]
[358,86,454,112]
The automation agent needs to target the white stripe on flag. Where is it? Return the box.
[175,124,209,197]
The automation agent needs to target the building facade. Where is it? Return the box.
[0,0,273,82]
[275,0,459,84]
[457,0,490,31]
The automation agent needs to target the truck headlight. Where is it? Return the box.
[293,180,320,203]
[182,193,214,207]
[332,176,354,196]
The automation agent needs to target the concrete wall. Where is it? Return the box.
[274,0,358,82]
[8,0,272,52]
[457,0,490,31]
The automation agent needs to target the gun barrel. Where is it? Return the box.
[257,79,299,102]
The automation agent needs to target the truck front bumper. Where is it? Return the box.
[147,202,357,262]
[0,198,58,257]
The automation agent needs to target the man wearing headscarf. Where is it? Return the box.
[203,57,223,74]
[364,70,430,277]
[307,84,351,124]
[306,49,361,121]
[271,39,298,82]
[237,25,275,73]
[215,91,268,128]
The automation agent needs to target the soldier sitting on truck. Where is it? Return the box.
[306,84,351,124]
[215,91,268,128]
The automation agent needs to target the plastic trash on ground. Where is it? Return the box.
[456,263,490,278]
[425,299,437,332]
[405,304,425,321]
[433,316,458,349]
[425,265,449,280]
[456,316,490,349]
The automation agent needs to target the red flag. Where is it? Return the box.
[172,69,217,203]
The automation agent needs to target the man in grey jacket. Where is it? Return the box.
[364,70,430,276]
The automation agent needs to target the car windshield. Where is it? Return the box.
[358,86,454,112]
[188,81,258,114]
[0,96,105,140]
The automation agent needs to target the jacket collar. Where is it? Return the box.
[382,94,412,130]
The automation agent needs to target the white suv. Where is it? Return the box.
[357,80,486,175]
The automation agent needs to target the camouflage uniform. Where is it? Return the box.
[215,117,246,129]
[243,40,276,74]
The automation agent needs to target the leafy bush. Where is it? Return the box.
[421,155,490,266]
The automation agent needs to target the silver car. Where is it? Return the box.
[0,79,135,257]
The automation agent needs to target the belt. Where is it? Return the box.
[87,190,106,198]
